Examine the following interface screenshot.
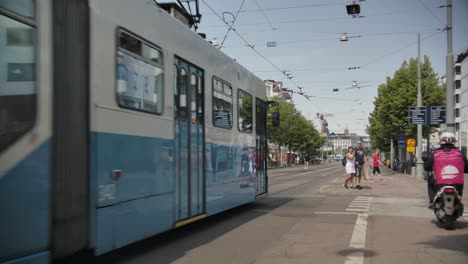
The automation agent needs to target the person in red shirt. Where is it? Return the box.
[369,148,384,183]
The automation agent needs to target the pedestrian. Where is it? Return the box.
[369,148,384,183]
[304,154,309,169]
[424,132,468,208]
[354,141,366,189]
[344,147,355,189]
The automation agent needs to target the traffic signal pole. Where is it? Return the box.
[445,0,455,133]
[416,33,424,180]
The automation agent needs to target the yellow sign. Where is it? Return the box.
[407,146,415,153]
[407,138,416,147]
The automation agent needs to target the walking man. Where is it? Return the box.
[354,141,366,189]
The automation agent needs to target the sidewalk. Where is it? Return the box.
[321,167,430,200]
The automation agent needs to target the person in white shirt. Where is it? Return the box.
[344,147,355,189]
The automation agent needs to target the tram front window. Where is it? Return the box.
[0,11,36,153]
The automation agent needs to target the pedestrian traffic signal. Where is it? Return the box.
[272,112,280,127]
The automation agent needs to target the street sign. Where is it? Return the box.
[428,106,446,125]
[409,106,426,124]
[398,139,406,149]
[406,138,415,153]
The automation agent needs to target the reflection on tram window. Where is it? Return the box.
[238,89,252,133]
[116,30,164,114]
[0,14,36,152]
[213,77,232,129]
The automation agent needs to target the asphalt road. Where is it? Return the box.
[74,163,468,264]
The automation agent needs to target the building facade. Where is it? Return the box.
[264,79,294,103]
[455,50,468,154]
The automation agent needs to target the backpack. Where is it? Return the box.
[342,156,347,166]
[433,148,464,185]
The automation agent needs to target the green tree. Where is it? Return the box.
[267,97,324,163]
[367,56,445,152]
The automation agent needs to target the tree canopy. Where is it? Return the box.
[367,56,445,152]
[267,97,324,156]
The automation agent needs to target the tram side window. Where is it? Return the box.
[116,31,164,114]
[238,89,252,133]
[0,11,36,153]
[212,78,232,129]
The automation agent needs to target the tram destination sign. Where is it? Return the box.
[409,106,427,124]
[428,106,446,125]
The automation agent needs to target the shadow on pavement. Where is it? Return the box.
[60,197,294,264]
[430,219,468,230]
[336,248,378,257]
[416,234,468,255]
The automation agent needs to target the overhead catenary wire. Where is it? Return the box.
[219,0,246,49]
[204,1,343,16]
[415,0,445,26]
[254,0,277,30]
[202,9,418,29]
[201,0,329,110]
[359,30,444,68]
[222,28,441,48]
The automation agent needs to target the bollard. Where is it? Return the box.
[411,167,416,177]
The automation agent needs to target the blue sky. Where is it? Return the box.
[167,0,468,136]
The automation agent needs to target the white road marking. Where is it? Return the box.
[315,212,358,215]
[345,252,365,264]
[354,197,372,200]
[295,194,327,198]
[344,197,372,264]
[348,205,370,208]
[346,208,369,212]
[345,213,369,264]
[351,201,371,204]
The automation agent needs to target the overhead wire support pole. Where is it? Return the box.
[445,0,455,133]
[416,33,424,180]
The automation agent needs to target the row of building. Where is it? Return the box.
[454,49,468,154]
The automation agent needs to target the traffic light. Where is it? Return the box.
[346,4,360,15]
[272,112,280,127]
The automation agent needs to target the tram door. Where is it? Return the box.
[255,98,268,196]
[174,58,205,222]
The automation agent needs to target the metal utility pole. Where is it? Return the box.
[416,33,424,180]
[445,0,455,133]
[390,139,394,170]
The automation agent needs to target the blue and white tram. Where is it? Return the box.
[0,0,268,263]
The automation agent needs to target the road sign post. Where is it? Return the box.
[409,106,427,125]
[428,106,447,125]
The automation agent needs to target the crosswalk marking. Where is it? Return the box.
[349,205,370,208]
[345,197,372,215]
[346,208,369,212]
[349,202,371,206]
